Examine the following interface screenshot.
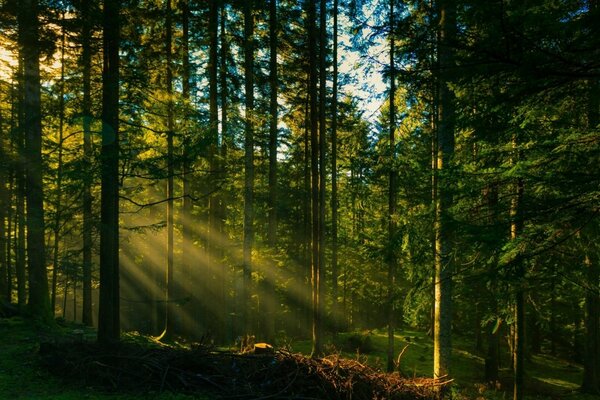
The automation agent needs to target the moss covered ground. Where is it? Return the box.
[1,317,598,399]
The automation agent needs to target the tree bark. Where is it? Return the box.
[164,0,176,339]
[18,0,51,321]
[331,0,339,337]
[242,0,255,335]
[433,0,455,388]
[268,0,278,248]
[387,0,397,373]
[51,14,67,316]
[308,0,321,357]
[80,0,94,327]
[97,0,120,344]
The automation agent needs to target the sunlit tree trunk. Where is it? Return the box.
[433,0,455,389]
[51,14,67,316]
[97,0,120,344]
[307,0,321,357]
[268,0,278,248]
[80,0,94,327]
[386,0,397,373]
[19,0,51,321]
[242,0,255,335]
[261,0,279,343]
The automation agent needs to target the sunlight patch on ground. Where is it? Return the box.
[534,377,580,390]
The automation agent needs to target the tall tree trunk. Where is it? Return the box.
[511,176,525,400]
[331,0,339,337]
[180,0,193,335]
[208,0,218,291]
[308,0,321,357]
[219,0,230,341]
[268,0,278,248]
[19,0,51,321]
[164,0,176,339]
[242,0,255,335]
[485,183,500,383]
[387,0,396,373]
[316,0,327,356]
[97,0,120,344]
[433,0,455,388]
[51,15,67,315]
[0,112,7,301]
[81,0,94,327]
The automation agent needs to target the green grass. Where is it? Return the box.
[2,317,598,399]
[0,317,206,400]
[289,328,600,400]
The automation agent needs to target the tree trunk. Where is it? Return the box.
[97,0,120,344]
[19,0,51,321]
[163,0,176,339]
[433,0,455,388]
[331,0,339,338]
[308,0,321,357]
[242,0,255,335]
[81,0,94,327]
[316,0,327,357]
[268,0,278,248]
[219,0,229,341]
[51,15,67,316]
[511,173,525,400]
[387,0,397,373]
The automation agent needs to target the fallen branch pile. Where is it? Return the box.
[39,341,448,399]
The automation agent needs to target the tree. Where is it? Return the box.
[18,0,51,321]
[242,0,255,335]
[97,0,121,345]
[433,0,455,386]
[386,0,396,374]
[80,0,94,327]
[268,0,278,247]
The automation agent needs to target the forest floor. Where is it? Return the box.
[0,316,598,399]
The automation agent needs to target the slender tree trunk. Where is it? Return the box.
[316,0,327,357]
[81,0,94,327]
[511,176,525,400]
[180,0,193,335]
[387,0,397,373]
[308,0,321,357]
[268,0,278,248]
[242,0,255,335]
[51,17,67,315]
[219,0,229,341]
[98,0,120,344]
[485,182,500,383]
[0,115,7,301]
[19,0,51,321]
[433,0,455,389]
[303,86,311,337]
[164,0,176,339]
[331,0,339,337]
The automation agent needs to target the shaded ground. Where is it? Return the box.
[38,339,442,399]
[2,316,598,400]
